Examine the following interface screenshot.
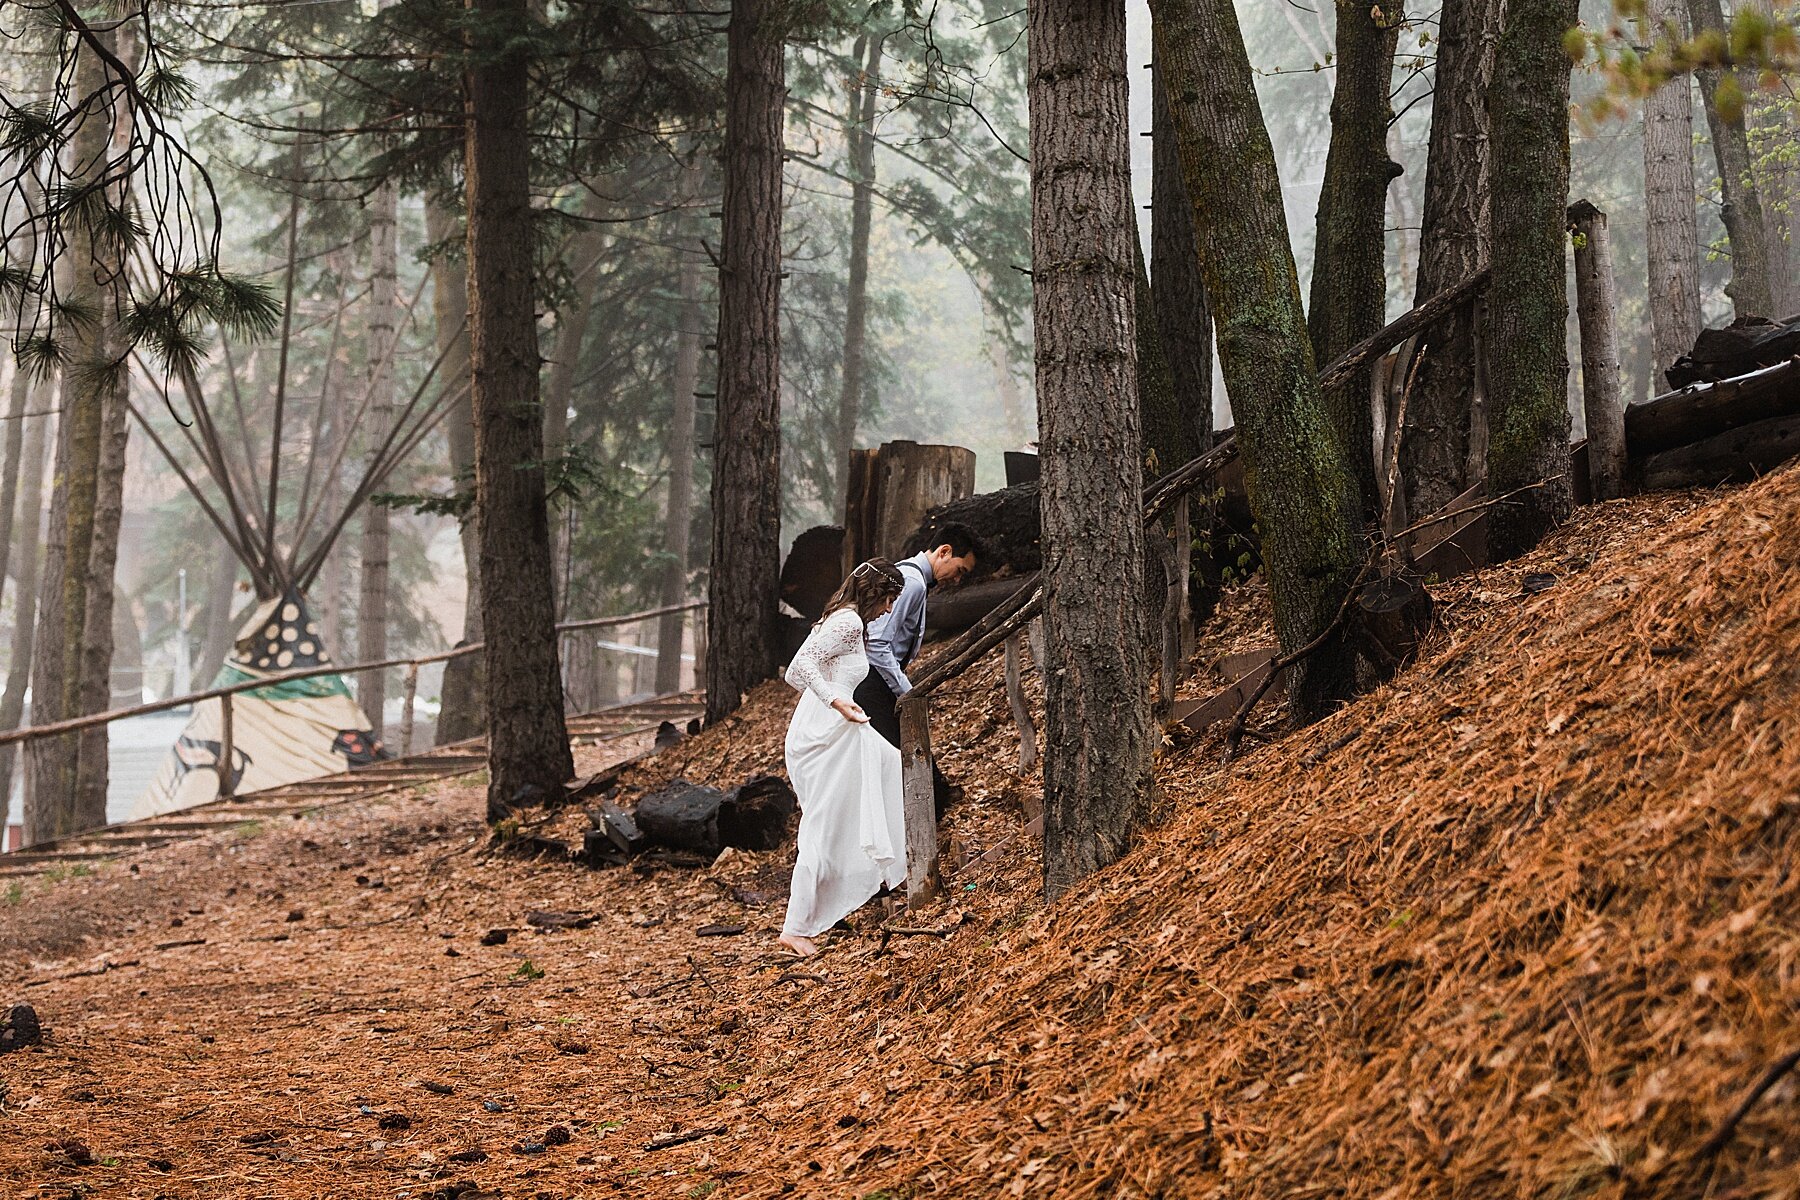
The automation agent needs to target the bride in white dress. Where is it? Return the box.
[779,559,909,956]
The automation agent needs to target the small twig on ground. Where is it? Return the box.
[927,1055,1005,1073]
[775,971,827,985]
[154,938,208,951]
[685,953,722,1000]
[26,958,141,987]
[643,1125,726,1152]
[1693,1046,1800,1160]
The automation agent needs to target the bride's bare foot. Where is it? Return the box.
[778,934,820,957]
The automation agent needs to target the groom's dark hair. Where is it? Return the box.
[931,521,984,561]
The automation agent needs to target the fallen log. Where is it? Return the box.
[1665,315,1800,388]
[1626,356,1800,457]
[1633,411,1800,492]
[634,775,797,856]
[925,572,1041,633]
[901,481,1042,572]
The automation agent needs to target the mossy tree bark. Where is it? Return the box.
[1148,0,1366,721]
[1029,0,1154,900]
[1686,0,1776,319]
[706,0,787,723]
[1485,0,1577,560]
[1307,0,1402,519]
[1402,0,1501,519]
[463,0,574,817]
[1149,55,1212,455]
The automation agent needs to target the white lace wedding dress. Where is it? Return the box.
[780,606,907,938]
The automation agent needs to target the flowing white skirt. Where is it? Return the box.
[781,689,906,937]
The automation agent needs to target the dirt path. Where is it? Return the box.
[0,730,818,1199]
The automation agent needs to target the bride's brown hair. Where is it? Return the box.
[819,558,906,624]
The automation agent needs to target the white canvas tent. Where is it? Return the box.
[132,592,382,819]
[124,240,465,817]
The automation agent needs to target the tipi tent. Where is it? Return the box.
[133,591,382,818]
[125,260,465,817]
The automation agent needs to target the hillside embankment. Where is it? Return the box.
[1,470,1794,1199]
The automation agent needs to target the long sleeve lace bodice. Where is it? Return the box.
[784,607,867,705]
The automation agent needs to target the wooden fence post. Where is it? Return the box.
[1004,631,1037,773]
[1569,199,1626,500]
[217,692,235,802]
[399,661,420,756]
[898,695,941,909]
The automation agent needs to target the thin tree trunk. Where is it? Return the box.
[705,0,786,724]
[1030,0,1153,901]
[428,199,485,745]
[1149,0,1366,721]
[1134,231,1195,478]
[1401,0,1501,520]
[1740,0,1794,314]
[833,31,885,513]
[1308,0,1402,519]
[1687,0,1776,318]
[358,169,399,735]
[1150,55,1213,454]
[542,193,608,618]
[197,549,239,683]
[0,362,27,616]
[1641,0,1703,386]
[0,379,51,817]
[1485,0,1577,560]
[657,243,703,695]
[464,0,573,817]
[1569,200,1625,500]
[73,370,129,817]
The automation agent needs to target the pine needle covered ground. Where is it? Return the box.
[2,469,1795,1199]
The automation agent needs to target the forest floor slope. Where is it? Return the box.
[0,470,1794,1199]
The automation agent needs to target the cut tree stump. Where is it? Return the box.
[842,440,976,570]
[634,775,797,856]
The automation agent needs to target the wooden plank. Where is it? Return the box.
[1170,648,1281,735]
[899,697,941,910]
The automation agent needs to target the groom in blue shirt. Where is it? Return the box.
[854,522,982,812]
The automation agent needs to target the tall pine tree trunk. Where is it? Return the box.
[1307,0,1402,519]
[1485,0,1577,560]
[0,378,51,818]
[196,550,239,684]
[464,0,573,816]
[428,199,485,745]
[1150,0,1366,721]
[1402,0,1501,519]
[358,172,399,735]
[1030,0,1153,900]
[1641,0,1703,385]
[833,32,884,513]
[1150,56,1212,455]
[1134,232,1196,477]
[705,0,786,723]
[26,31,130,844]
[658,244,702,695]
[1687,0,1776,318]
